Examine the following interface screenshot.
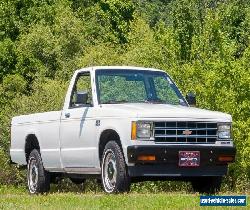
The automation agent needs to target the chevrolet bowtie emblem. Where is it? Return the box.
[183,129,192,135]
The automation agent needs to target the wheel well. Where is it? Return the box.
[99,129,121,162]
[25,134,40,162]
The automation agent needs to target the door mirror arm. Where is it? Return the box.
[186,92,196,107]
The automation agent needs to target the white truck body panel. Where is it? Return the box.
[11,111,62,166]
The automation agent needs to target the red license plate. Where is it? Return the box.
[178,151,200,167]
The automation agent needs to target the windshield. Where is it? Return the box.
[95,69,187,106]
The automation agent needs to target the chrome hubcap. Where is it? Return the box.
[28,157,38,193]
[102,149,117,192]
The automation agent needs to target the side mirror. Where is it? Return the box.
[76,91,88,105]
[186,92,196,107]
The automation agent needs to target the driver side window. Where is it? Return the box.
[70,72,92,108]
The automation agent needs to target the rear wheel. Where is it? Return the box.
[191,176,222,194]
[27,149,50,194]
[101,141,130,193]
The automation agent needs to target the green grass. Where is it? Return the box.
[0,185,248,210]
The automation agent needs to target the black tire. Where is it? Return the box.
[27,149,50,194]
[70,178,86,185]
[191,176,222,194]
[101,141,130,193]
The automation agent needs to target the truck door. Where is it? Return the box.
[60,71,97,170]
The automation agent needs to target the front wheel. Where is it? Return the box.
[27,149,50,194]
[191,176,222,194]
[101,141,130,193]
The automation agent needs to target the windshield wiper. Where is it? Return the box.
[138,99,166,104]
[102,100,129,104]
[138,99,183,105]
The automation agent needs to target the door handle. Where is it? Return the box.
[65,113,70,118]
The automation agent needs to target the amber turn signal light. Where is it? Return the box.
[137,155,156,161]
[218,156,234,162]
[131,121,137,140]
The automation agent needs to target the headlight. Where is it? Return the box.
[131,121,153,140]
[218,123,231,139]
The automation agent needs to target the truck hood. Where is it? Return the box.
[100,103,231,122]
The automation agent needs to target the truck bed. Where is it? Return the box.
[10,111,62,166]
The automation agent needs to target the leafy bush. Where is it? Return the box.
[0,148,25,185]
[0,0,249,192]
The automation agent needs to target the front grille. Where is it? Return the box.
[154,121,217,143]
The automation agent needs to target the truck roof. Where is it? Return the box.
[75,66,165,74]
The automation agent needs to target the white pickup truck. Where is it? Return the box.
[10,66,236,194]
